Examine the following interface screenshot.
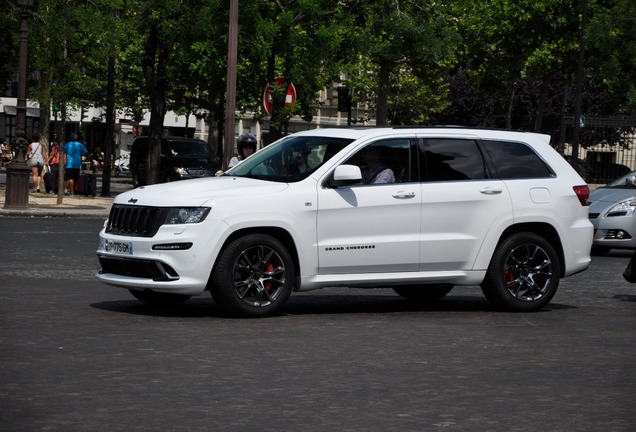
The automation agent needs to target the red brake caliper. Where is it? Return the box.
[264,262,275,291]
[504,268,514,283]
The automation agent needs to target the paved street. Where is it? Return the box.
[1,218,635,431]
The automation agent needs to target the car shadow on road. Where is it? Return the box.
[90,293,576,318]
[614,294,636,303]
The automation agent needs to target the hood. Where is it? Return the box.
[114,176,289,207]
[589,187,636,205]
[171,155,219,170]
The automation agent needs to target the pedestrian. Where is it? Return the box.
[64,133,88,195]
[228,133,257,168]
[91,147,104,173]
[47,137,62,193]
[0,140,6,168]
[27,134,47,192]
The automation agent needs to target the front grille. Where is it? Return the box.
[106,204,166,237]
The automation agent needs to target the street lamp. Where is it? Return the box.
[4,0,34,209]
[15,0,34,141]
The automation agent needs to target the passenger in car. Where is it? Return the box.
[361,146,395,184]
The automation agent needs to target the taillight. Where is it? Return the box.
[573,185,590,206]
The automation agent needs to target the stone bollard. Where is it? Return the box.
[3,137,30,209]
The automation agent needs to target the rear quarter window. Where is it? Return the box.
[483,140,554,179]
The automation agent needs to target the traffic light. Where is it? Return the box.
[337,87,351,112]
[52,103,60,113]
[80,107,89,123]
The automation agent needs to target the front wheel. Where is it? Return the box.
[210,234,294,318]
[393,284,453,301]
[481,232,560,312]
[129,289,191,306]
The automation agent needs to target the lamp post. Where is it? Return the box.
[4,0,34,209]
[223,0,238,170]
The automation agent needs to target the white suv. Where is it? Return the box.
[96,127,593,317]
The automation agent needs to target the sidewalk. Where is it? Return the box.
[0,167,131,218]
[0,187,114,218]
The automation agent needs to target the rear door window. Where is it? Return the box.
[419,138,487,181]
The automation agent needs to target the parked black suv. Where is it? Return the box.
[130,136,221,187]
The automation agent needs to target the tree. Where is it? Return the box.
[127,0,210,185]
[587,0,636,113]
[238,0,352,142]
[331,0,459,125]
[447,0,584,129]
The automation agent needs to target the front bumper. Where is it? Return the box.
[96,218,230,296]
[591,216,636,250]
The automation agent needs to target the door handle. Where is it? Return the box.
[480,187,502,195]
[392,191,416,199]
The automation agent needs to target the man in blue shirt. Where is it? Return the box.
[64,133,88,195]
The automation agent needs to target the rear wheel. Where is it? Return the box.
[481,232,560,311]
[393,284,453,301]
[129,289,191,306]
[210,234,294,318]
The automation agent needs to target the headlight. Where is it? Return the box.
[174,167,188,176]
[607,197,636,217]
[165,207,211,224]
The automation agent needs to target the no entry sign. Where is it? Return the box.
[263,77,297,116]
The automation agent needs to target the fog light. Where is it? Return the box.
[152,243,193,250]
[616,231,626,239]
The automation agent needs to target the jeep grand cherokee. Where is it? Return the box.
[97,127,592,317]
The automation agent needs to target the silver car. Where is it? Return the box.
[589,170,636,254]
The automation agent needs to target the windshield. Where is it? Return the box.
[225,135,353,182]
[168,140,212,158]
[606,170,636,188]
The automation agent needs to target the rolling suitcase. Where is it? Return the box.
[44,171,53,193]
[74,173,86,195]
[86,173,97,196]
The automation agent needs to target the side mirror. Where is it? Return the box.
[328,164,362,187]
[627,175,636,187]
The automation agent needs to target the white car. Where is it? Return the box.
[96,127,593,317]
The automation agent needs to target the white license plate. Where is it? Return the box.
[101,239,134,255]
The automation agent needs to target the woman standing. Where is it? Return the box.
[27,134,47,192]
[47,137,61,193]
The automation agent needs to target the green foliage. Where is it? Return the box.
[587,0,636,112]
[8,0,635,154]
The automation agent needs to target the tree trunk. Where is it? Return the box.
[504,83,515,129]
[558,86,569,154]
[534,80,548,132]
[376,61,390,126]
[142,24,174,185]
[56,104,67,205]
[101,47,115,196]
[38,71,53,146]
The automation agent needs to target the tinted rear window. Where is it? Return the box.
[419,138,487,181]
[483,140,553,179]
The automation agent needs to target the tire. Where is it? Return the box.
[393,284,453,301]
[481,232,560,312]
[210,234,294,318]
[129,289,191,306]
